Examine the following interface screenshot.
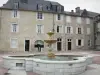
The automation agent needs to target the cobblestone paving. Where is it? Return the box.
[0,51,100,75]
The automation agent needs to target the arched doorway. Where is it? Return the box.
[34,40,44,52]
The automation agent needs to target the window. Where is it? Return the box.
[76,39,84,46]
[78,27,81,34]
[37,4,43,11]
[11,23,18,32]
[57,6,61,12]
[67,27,71,33]
[78,40,81,46]
[12,10,20,18]
[13,10,17,17]
[77,17,82,24]
[57,14,61,20]
[88,40,91,46]
[20,0,28,4]
[11,38,18,48]
[66,16,71,23]
[36,25,44,33]
[14,2,19,9]
[16,63,23,67]
[97,23,100,32]
[37,12,43,19]
[87,28,91,34]
[86,18,90,24]
[57,25,62,33]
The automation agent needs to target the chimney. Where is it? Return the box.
[71,10,74,13]
[75,7,80,13]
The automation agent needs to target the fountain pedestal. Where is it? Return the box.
[44,31,56,58]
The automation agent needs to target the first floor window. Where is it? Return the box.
[11,23,18,32]
[67,27,71,33]
[57,25,62,33]
[88,40,91,46]
[36,25,44,33]
[76,39,84,46]
[78,39,81,46]
[11,38,18,48]
[37,12,43,19]
[57,14,61,20]
[14,10,18,17]
[78,27,81,34]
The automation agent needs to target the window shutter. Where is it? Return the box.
[77,17,81,24]
[82,39,84,46]
[76,27,78,34]
[17,11,20,18]
[76,39,78,46]
[65,26,67,33]
[66,16,71,23]
[55,25,57,33]
[17,25,19,32]
[11,24,13,32]
[42,25,44,33]
[11,39,18,48]
[71,26,73,34]
[87,28,90,34]
[82,27,84,34]
[61,25,63,33]
[86,18,90,24]
[36,25,38,33]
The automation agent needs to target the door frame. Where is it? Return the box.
[24,39,31,52]
[68,42,72,50]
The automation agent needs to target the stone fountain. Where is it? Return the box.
[44,31,56,58]
[3,31,93,75]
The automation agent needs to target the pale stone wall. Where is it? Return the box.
[0,9,94,52]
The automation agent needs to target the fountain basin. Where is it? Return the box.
[3,54,93,75]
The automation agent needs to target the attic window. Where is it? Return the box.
[14,2,19,9]
[20,0,28,4]
[37,4,43,11]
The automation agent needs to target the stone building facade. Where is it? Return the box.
[0,0,99,52]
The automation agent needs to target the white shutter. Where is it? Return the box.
[71,26,73,34]
[86,18,90,24]
[36,25,38,33]
[55,25,57,33]
[16,24,19,32]
[81,39,84,46]
[17,11,20,18]
[77,17,81,24]
[11,24,13,32]
[61,15,63,21]
[11,39,18,48]
[76,27,78,34]
[82,27,84,34]
[76,39,78,46]
[87,28,90,34]
[42,25,44,33]
[61,25,63,33]
[65,26,67,33]
[66,16,71,23]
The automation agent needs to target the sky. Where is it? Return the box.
[0,0,100,13]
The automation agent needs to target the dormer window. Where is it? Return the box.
[47,6,51,10]
[37,4,43,11]
[20,0,28,4]
[57,6,61,12]
[14,2,19,9]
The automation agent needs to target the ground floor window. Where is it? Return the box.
[10,38,18,48]
[88,40,91,46]
[34,40,44,52]
[76,39,84,46]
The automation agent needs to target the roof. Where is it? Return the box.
[0,0,64,13]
